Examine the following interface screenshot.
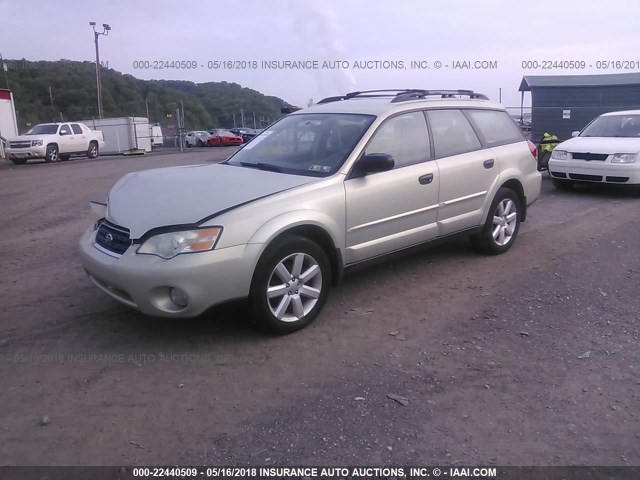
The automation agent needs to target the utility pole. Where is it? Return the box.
[233,112,236,127]
[49,86,55,122]
[240,109,245,127]
[145,97,150,121]
[253,111,256,129]
[89,22,111,119]
[177,108,183,151]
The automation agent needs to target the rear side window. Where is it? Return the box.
[427,110,482,158]
[71,124,83,134]
[465,110,523,146]
[365,111,431,168]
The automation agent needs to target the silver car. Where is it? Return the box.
[79,89,541,334]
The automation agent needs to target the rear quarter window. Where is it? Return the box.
[465,109,524,147]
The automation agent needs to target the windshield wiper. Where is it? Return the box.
[237,161,283,172]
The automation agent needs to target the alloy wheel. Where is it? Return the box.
[266,252,322,322]
[492,198,517,246]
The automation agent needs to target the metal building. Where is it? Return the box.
[519,73,640,141]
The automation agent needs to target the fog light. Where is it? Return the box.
[169,287,189,308]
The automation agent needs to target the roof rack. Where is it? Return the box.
[317,89,489,104]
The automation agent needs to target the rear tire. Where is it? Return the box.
[87,141,99,159]
[249,235,330,335]
[44,144,59,163]
[471,187,521,255]
[552,178,574,191]
[196,139,204,147]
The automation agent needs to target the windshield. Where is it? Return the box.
[580,114,640,138]
[226,113,375,177]
[25,124,59,135]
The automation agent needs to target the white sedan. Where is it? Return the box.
[549,110,640,189]
[185,131,211,147]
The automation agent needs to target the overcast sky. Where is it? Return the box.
[1,0,639,110]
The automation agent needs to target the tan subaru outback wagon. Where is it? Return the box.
[79,89,541,334]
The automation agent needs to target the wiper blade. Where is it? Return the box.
[237,161,283,172]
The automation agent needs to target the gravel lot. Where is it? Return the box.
[0,150,638,466]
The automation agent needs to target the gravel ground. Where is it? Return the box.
[0,151,638,467]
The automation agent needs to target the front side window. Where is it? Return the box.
[226,113,375,177]
[364,111,431,168]
[581,114,640,138]
[59,124,72,136]
[428,109,482,157]
[465,109,523,146]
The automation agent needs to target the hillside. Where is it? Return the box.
[2,59,291,131]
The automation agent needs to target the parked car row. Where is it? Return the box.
[185,128,263,148]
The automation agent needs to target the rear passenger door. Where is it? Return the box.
[70,124,87,152]
[427,109,499,236]
[344,111,439,264]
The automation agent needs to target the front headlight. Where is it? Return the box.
[551,149,569,160]
[137,227,222,259]
[611,153,637,164]
[31,139,43,147]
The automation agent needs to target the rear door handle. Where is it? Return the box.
[418,173,434,185]
[483,159,495,169]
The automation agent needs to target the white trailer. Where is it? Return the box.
[0,88,19,159]
[149,124,164,147]
[78,116,151,155]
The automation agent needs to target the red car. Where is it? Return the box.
[207,129,243,147]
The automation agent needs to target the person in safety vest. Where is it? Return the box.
[537,132,560,171]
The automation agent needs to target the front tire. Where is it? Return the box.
[87,142,99,159]
[471,188,521,255]
[44,144,59,163]
[249,235,330,334]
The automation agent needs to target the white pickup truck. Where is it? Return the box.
[5,122,105,164]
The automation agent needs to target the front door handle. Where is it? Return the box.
[483,159,495,169]
[418,173,434,185]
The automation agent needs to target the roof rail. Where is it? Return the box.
[317,89,489,104]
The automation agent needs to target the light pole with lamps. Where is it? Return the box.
[89,22,111,119]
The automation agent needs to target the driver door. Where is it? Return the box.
[344,111,440,264]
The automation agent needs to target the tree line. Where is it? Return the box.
[2,59,291,131]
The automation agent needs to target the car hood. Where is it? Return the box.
[106,163,316,239]
[557,136,640,153]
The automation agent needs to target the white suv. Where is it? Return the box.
[6,122,105,164]
[79,89,541,334]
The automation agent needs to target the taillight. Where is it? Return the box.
[527,140,537,160]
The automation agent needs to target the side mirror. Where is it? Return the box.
[571,131,580,137]
[352,153,395,178]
